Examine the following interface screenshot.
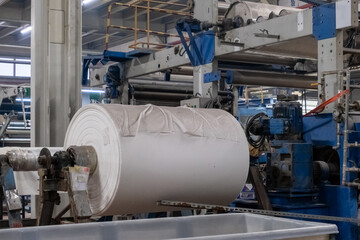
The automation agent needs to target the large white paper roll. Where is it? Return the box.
[64,104,249,216]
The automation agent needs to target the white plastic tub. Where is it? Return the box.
[0,213,338,240]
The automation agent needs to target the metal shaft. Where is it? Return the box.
[218,52,298,66]
[134,91,192,100]
[7,147,63,171]
[230,71,317,89]
[130,79,193,89]
[165,67,317,89]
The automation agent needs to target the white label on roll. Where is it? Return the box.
[70,166,90,191]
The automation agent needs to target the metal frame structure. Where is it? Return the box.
[120,0,357,110]
[105,1,190,50]
[116,1,321,105]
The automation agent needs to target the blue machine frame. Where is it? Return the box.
[242,110,359,239]
[304,114,358,239]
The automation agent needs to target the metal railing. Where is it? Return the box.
[105,0,191,50]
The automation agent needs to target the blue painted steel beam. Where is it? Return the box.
[312,3,336,40]
[175,19,215,67]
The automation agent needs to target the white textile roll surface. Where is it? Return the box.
[64,104,249,216]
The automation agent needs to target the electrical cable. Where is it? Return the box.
[245,112,267,148]
[179,42,191,57]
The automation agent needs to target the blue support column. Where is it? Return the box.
[0,158,23,228]
[320,185,358,240]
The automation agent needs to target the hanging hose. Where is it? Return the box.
[245,112,267,148]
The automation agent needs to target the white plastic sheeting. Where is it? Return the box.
[64,104,249,216]
[0,213,338,240]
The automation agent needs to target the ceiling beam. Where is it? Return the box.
[83,0,117,13]
[92,32,148,49]
[0,44,30,58]
[16,33,31,42]
[82,29,99,37]
[0,22,22,28]
[0,26,23,40]
[103,0,144,16]
[0,6,30,23]
[0,0,10,7]
[104,0,184,19]
[23,0,31,10]
[83,32,119,45]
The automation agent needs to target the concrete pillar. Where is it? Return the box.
[31,0,82,147]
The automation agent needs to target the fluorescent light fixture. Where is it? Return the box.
[81,89,105,94]
[16,98,31,102]
[82,0,95,5]
[0,21,5,26]
[20,26,32,34]
[14,90,103,102]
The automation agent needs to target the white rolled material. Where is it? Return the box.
[225,1,301,24]
[64,104,249,216]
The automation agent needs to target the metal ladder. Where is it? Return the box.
[342,69,360,188]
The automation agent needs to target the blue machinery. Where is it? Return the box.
[173,4,359,238]
[243,94,358,239]
[86,0,360,239]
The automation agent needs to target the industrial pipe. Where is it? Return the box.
[130,79,193,93]
[5,147,62,171]
[134,91,192,101]
[132,86,192,94]
[218,52,298,66]
[2,138,30,143]
[170,67,193,76]
[5,130,30,135]
[134,99,181,107]
[230,71,317,89]
[170,67,317,89]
